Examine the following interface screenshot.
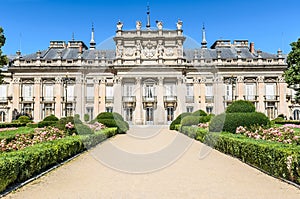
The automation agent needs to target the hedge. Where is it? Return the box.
[275,120,300,125]
[0,123,27,129]
[192,110,207,117]
[209,112,270,133]
[181,115,211,126]
[180,126,300,185]
[169,112,192,130]
[95,112,129,134]
[0,127,117,193]
[225,100,256,113]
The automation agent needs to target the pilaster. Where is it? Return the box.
[54,77,62,118]
[33,77,41,122]
[257,76,265,113]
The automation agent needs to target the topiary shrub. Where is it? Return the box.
[181,115,211,126]
[209,112,270,133]
[192,109,207,117]
[225,100,255,113]
[95,112,129,133]
[17,116,32,124]
[43,114,59,122]
[169,112,192,130]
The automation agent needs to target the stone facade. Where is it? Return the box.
[0,19,298,124]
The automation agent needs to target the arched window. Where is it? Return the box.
[0,111,5,123]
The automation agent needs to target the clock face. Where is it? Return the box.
[165,48,174,56]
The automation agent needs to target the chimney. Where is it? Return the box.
[250,42,255,54]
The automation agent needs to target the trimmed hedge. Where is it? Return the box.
[95,112,129,134]
[275,120,300,125]
[180,126,300,185]
[43,115,59,122]
[226,100,256,113]
[0,123,27,129]
[169,112,192,130]
[192,109,208,117]
[209,112,270,133]
[0,127,117,193]
[181,115,211,126]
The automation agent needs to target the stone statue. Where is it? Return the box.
[117,21,123,31]
[135,41,142,58]
[176,19,183,30]
[116,44,123,57]
[136,21,142,30]
[157,41,164,58]
[156,21,163,30]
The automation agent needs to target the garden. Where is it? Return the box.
[171,100,300,185]
[0,112,129,193]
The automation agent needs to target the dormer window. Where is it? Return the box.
[47,60,52,64]
[67,60,73,64]
[26,60,31,64]
[267,59,272,63]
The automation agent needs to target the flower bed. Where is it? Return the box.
[236,126,300,145]
[179,126,300,185]
[0,127,117,193]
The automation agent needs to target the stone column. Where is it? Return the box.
[193,77,201,110]
[99,78,106,113]
[236,76,244,100]
[75,77,83,118]
[278,76,287,116]
[175,76,185,118]
[156,77,165,125]
[199,77,206,111]
[12,78,21,120]
[94,78,100,116]
[257,76,265,113]
[214,76,224,115]
[54,77,62,118]
[113,77,122,114]
[33,77,41,122]
[134,77,143,125]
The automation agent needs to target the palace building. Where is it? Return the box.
[0,15,298,124]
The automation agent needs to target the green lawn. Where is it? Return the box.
[0,127,35,140]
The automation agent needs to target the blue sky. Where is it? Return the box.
[0,0,299,55]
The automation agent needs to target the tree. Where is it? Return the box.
[0,27,8,83]
[284,38,300,99]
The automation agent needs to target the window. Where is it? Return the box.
[167,107,174,122]
[0,111,5,122]
[106,107,113,113]
[0,85,7,101]
[186,84,193,96]
[265,84,276,100]
[245,84,256,100]
[86,107,94,121]
[124,84,134,96]
[206,106,213,114]
[44,85,54,101]
[23,85,33,101]
[44,104,53,117]
[186,106,194,113]
[86,85,94,102]
[165,84,175,96]
[106,86,113,97]
[124,108,133,122]
[66,85,74,101]
[145,85,155,98]
[66,103,73,116]
[205,84,213,97]
[225,84,233,101]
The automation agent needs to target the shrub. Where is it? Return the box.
[169,112,192,130]
[37,121,57,128]
[209,112,270,133]
[55,116,82,135]
[96,112,114,120]
[97,119,128,134]
[75,124,94,135]
[192,109,207,117]
[84,114,90,122]
[226,100,255,113]
[181,115,211,126]
[17,116,32,124]
[112,112,125,121]
[43,114,59,122]
[26,123,38,128]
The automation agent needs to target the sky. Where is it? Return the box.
[0,0,299,56]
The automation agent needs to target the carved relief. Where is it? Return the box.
[13,78,21,84]
[135,41,142,58]
[278,76,285,83]
[143,41,156,58]
[165,48,174,57]
[237,76,244,83]
[157,41,164,58]
[116,44,123,57]
[55,77,62,84]
[34,77,41,84]
[125,48,134,57]
[257,76,264,83]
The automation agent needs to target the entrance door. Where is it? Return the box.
[125,108,133,123]
[167,107,174,124]
[294,109,300,120]
[146,107,154,125]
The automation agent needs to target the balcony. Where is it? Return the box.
[85,96,94,103]
[61,96,76,103]
[122,96,136,108]
[264,95,279,101]
[0,97,8,103]
[41,96,56,103]
[164,96,177,108]
[205,96,214,103]
[105,96,114,104]
[185,96,194,103]
[243,95,258,102]
[20,97,35,103]
[142,96,157,109]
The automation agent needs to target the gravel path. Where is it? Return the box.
[4,126,300,199]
